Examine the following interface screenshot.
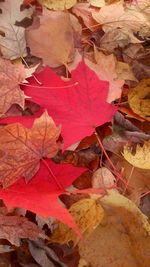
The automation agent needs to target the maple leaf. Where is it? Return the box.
[0,111,61,188]
[21,61,117,148]
[0,213,46,246]
[26,8,75,68]
[0,0,33,59]
[0,159,86,232]
[0,58,27,115]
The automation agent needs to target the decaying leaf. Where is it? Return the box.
[38,0,77,10]
[92,167,115,189]
[92,1,150,36]
[0,0,33,59]
[0,58,27,115]
[79,190,150,267]
[26,8,75,67]
[123,139,150,169]
[0,111,61,187]
[0,214,46,246]
[50,198,104,244]
[28,240,67,267]
[128,79,150,121]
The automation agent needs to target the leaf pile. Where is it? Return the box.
[0,0,150,266]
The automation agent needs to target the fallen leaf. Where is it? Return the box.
[0,214,46,246]
[0,111,61,187]
[92,1,150,36]
[128,79,150,121]
[38,0,77,10]
[0,0,33,59]
[50,198,104,244]
[85,50,124,102]
[26,8,75,67]
[21,60,116,148]
[99,28,142,53]
[115,157,150,203]
[92,167,115,189]
[123,139,150,169]
[79,190,150,267]
[116,61,137,81]
[28,240,67,267]
[88,0,105,8]
[0,58,27,115]
[0,159,85,230]
[72,3,98,31]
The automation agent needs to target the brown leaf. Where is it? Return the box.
[0,214,46,246]
[0,111,61,188]
[0,58,27,115]
[79,191,150,267]
[26,8,75,67]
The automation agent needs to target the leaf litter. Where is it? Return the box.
[0,0,150,266]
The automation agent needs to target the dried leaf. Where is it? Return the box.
[50,198,104,244]
[0,0,33,59]
[79,190,150,267]
[92,1,150,36]
[85,50,124,102]
[26,9,75,67]
[0,214,46,246]
[28,240,67,267]
[123,140,150,169]
[128,79,150,121]
[38,0,77,10]
[0,58,27,115]
[0,111,61,187]
[116,61,137,81]
[88,0,105,8]
[92,167,115,189]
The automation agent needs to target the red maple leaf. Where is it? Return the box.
[20,61,117,148]
[0,159,85,233]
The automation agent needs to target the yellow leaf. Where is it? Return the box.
[88,0,105,8]
[50,198,104,245]
[128,79,150,121]
[38,0,77,10]
[123,140,150,169]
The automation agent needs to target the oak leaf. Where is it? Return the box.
[0,58,27,115]
[128,79,150,121]
[123,140,150,169]
[26,8,75,68]
[50,198,104,244]
[0,0,33,59]
[21,61,117,148]
[0,111,61,188]
[38,0,77,10]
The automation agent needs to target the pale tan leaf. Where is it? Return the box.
[92,167,115,189]
[0,111,61,188]
[0,58,27,115]
[26,8,75,67]
[123,140,150,169]
[0,0,33,59]
[50,198,104,245]
[116,61,137,81]
[88,0,105,7]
